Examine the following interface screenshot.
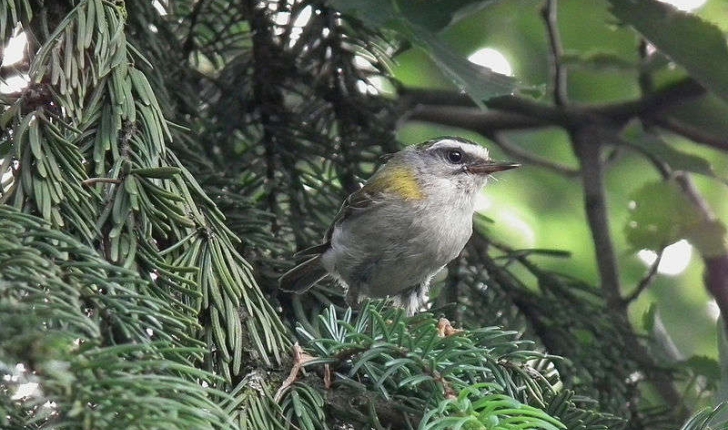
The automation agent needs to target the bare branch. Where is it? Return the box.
[675,172,715,218]
[402,79,707,140]
[406,105,550,132]
[570,126,622,308]
[541,0,568,106]
[624,248,664,305]
[675,173,728,330]
[488,132,580,176]
[652,116,728,151]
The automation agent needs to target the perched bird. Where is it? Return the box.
[279,137,519,313]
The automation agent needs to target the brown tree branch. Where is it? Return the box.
[705,257,728,330]
[675,173,728,329]
[541,0,568,106]
[651,116,728,151]
[402,78,707,135]
[570,126,622,308]
[407,104,550,132]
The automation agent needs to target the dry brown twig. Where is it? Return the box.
[274,342,316,402]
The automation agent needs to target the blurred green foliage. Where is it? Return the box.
[397,0,728,362]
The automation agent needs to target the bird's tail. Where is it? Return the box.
[278,255,328,293]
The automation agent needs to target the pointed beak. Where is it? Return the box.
[466,161,521,175]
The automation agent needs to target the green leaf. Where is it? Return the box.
[642,302,657,333]
[685,218,728,258]
[329,0,517,107]
[623,179,702,251]
[402,22,516,107]
[608,0,728,104]
[328,0,394,28]
[683,355,721,382]
[395,0,500,32]
[623,131,720,180]
[329,0,499,31]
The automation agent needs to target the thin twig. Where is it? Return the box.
[674,173,728,330]
[488,132,580,176]
[675,173,715,218]
[609,132,671,179]
[624,248,664,305]
[274,342,315,402]
[401,77,704,114]
[541,0,568,106]
[652,116,728,151]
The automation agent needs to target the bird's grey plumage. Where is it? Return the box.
[279,137,519,314]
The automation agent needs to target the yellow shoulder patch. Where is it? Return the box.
[368,166,425,201]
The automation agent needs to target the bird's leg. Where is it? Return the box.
[344,285,358,309]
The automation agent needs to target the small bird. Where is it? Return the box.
[279,137,519,313]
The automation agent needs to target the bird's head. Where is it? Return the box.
[406,137,520,194]
[365,137,519,203]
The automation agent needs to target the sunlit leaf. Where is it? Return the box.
[608,0,728,104]
[624,179,702,251]
[329,0,517,107]
[402,22,516,107]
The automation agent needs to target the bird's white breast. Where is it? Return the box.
[321,178,479,298]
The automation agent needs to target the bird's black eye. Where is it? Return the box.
[446,150,463,164]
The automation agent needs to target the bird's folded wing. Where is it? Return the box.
[278,255,328,293]
[323,185,382,243]
[294,243,330,257]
